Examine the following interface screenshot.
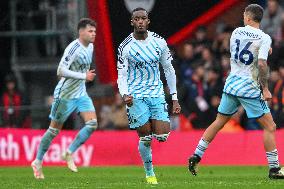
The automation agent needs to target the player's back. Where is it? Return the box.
[53,39,93,99]
[224,25,271,98]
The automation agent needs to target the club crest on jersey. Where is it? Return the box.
[156,48,160,56]
[166,52,172,60]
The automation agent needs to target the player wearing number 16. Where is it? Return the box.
[188,4,284,179]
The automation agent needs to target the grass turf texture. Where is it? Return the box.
[1,166,284,189]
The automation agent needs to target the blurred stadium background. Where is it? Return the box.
[1,0,284,170]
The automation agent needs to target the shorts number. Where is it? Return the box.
[164,103,168,112]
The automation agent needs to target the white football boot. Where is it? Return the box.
[31,160,44,179]
[62,152,78,172]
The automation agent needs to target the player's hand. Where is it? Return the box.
[269,47,273,55]
[123,94,133,107]
[172,100,181,114]
[86,69,96,82]
[262,88,272,101]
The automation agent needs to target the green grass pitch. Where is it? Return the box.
[1,166,284,189]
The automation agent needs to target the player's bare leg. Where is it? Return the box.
[202,114,231,142]
[31,121,63,179]
[137,122,158,184]
[257,113,284,179]
[62,111,97,172]
[188,114,230,176]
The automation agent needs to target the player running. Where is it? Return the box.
[188,4,284,179]
[31,18,98,179]
[117,7,181,184]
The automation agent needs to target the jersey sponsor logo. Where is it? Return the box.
[134,60,158,69]
[79,63,88,71]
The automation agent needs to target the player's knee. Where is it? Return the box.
[153,132,170,142]
[85,119,98,131]
[139,135,152,147]
[265,122,276,133]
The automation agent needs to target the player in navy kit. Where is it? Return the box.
[117,7,181,184]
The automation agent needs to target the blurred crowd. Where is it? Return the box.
[165,0,284,130]
[1,0,284,130]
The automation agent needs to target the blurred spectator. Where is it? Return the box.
[244,118,262,130]
[183,63,210,129]
[99,104,115,130]
[220,107,245,132]
[271,62,284,128]
[178,42,196,82]
[269,69,280,91]
[212,26,233,58]
[0,74,25,128]
[109,93,129,130]
[192,26,212,57]
[205,66,223,122]
[261,0,283,47]
[165,73,192,131]
[220,52,231,81]
[201,46,219,70]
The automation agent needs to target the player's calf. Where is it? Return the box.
[68,118,97,153]
[139,135,156,180]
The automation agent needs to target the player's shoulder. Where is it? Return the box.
[64,39,81,55]
[261,32,272,43]
[88,43,94,51]
[118,33,134,52]
[150,31,164,40]
[231,27,244,36]
[149,31,167,46]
